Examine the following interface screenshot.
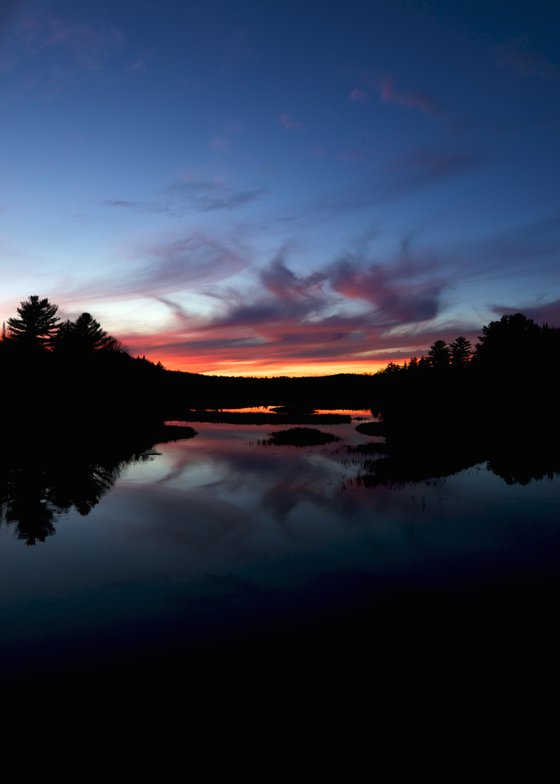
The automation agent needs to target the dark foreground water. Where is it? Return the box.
[2,413,560,699]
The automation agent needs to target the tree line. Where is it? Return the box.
[370,312,560,435]
[2,294,123,356]
[378,312,559,375]
[0,295,178,429]
[1,296,558,427]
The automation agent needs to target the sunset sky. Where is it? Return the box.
[1,0,559,375]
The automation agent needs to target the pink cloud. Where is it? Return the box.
[378,76,444,116]
[116,304,478,375]
[123,253,451,373]
[261,258,326,303]
[348,88,369,103]
[53,246,476,376]
[330,257,448,324]
[279,112,303,130]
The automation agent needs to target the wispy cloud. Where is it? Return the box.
[18,15,124,70]
[319,148,479,212]
[496,41,560,80]
[102,177,267,216]
[348,88,369,103]
[261,256,326,302]
[64,232,250,303]
[120,245,454,373]
[279,112,303,130]
[1,11,126,85]
[94,205,559,376]
[209,136,231,150]
[330,256,448,325]
[377,76,445,116]
[127,58,147,73]
[164,179,266,212]
[491,299,560,326]
[103,199,144,209]
[452,213,560,285]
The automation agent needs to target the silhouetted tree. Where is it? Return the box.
[407,357,419,371]
[428,340,451,369]
[52,312,122,356]
[7,295,60,349]
[450,336,472,369]
[474,313,540,368]
[381,361,403,374]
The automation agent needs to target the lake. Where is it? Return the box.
[2,410,560,694]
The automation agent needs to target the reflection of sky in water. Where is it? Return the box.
[1,418,559,674]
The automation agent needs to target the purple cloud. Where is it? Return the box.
[102,178,266,215]
[378,76,445,116]
[279,112,303,130]
[497,42,560,80]
[21,15,124,70]
[64,233,250,303]
[145,236,247,288]
[164,179,266,212]
[491,299,560,327]
[348,88,369,103]
[166,252,450,365]
[392,149,477,185]
[455,213,560,284]
[261,257,326,302]
[330,256,448,325]
[319,148,479,212]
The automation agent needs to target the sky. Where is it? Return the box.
[1,0,559,376]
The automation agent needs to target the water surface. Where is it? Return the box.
[2,413,559,682]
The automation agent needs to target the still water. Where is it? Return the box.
[1,413,559,680]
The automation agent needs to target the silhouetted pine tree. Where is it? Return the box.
[52,312,122,356]
[7,295,59,349]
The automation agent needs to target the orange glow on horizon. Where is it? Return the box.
[147,354,390,377]
[121,320,488,377]
[122,329,423,377]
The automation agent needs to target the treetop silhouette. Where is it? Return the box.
[52,312,122,355]
[3,296,123,358]
[7,295,60,349]
[474,312,542,368]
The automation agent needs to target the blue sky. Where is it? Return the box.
[1,0,559,374]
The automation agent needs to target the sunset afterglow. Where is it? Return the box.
[1,1,558,374]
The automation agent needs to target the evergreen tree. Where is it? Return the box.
[474,313,540,368]
[52,312,122,355]
[450,336,472,368]
[7,295,59,349]
[428,339,451,369]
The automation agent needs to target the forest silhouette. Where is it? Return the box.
[2,294,558,417]
[354,312,560,487]
[1,295,559,497]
